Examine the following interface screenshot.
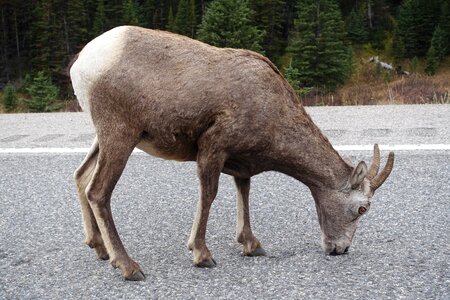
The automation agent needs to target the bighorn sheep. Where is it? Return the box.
[70,26,394,281]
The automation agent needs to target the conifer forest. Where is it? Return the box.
[1,0,449,111]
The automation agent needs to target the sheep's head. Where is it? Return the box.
[311,145,394,255]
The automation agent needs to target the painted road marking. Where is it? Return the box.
[0,144,449,154]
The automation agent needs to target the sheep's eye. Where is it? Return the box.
[358,206,367,215]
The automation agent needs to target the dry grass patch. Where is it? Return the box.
[301,71,450,106]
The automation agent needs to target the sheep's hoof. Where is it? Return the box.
[125,270,146,281]
[195,257,217,268]
[98,253,110,261]
[95,247,109,261]
[245,246,266,257]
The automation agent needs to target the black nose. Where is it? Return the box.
[344,247,349,253]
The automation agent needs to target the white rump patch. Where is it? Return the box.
[70,26,129,112]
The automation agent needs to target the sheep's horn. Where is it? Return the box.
[370,151,395,191]
[366,144,380,180]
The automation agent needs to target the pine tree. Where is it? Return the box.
[249,0,285,61]
[430,25,448,61]
[172,0,197,37]
[415,0,441,52]
[30,0,52,72]
[24,71,62,112]
[0,0,35,82]
[347,8,368,44]
[83,0,98,28]
[167,5,175,31]
[425,25,448,75]
[30,0,66,77]
[1,5,9,82]
[48,0,68,77]
[92,0,107,36]
[140,0,157,28]
[122,0,140,25]
[2,83,18,112]
[66,0,88,54]
[289,0,352,91]
[197,0,265,53]
[284,59,300,92]
[104,0,126,28]
[394,0,441,58]
[364,0,395,49]
[425,45,438,75]
[438,1,450,55]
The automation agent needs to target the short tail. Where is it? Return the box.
[66,53,80,78]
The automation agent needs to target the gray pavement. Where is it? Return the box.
[0,104,449,148]
[0,105,449,299]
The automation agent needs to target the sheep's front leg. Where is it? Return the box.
[187,150,226,268]
[235,177,266,256]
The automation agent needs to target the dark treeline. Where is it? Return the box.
[1,0,449,100]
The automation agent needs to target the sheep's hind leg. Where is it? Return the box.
[235,177,266,257]
[188,145,226,268]
[86,130,145,281]
[74,136,108,260]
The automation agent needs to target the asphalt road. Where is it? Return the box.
[1,105,449,299]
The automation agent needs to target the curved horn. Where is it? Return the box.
[370,151,394,191]
[366,144,380,180]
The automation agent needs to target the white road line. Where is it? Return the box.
[334,144,450,151]
[0,144,449,154]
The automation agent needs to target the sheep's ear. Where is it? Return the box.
[349,161,367,189]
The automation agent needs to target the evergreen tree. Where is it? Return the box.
[0,0,446,103]
[249,0,285,61]
[48,0,68,77]
[393,0,414,59]
[2,83,17,112]
[425,25,447,75]
[347,7,368,44]
[66,0,88,54]
[30,0,52,72]
[24,71,62,112]
[1,4,10,82]
[150,0,170,29]
[140,0,157,28]
[425,45,438,75]
[367,0,395,48]
[104,0,126,28]
[284,59,300,92]
[197,0,265,53]
[1,0,34,81]
[430,25,448,61]
[167,5,175,31]
[172,0,197,37]
[83,0,99,29]
[92,0,107,36]
[394,0,441,58]
[30,0,66,77]
[122,0,140,25]
[438,1,450,54]
[289,0,352,91]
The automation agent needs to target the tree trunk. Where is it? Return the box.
[13,9,19,58]
[200,0,205,17]
[13,8,22,81]
[63,15,70,55]
[1,7,9,82]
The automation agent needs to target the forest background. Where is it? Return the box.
[1,0,449,112]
